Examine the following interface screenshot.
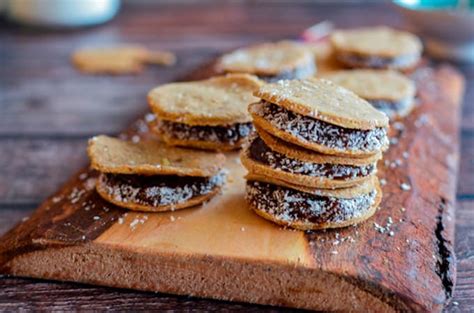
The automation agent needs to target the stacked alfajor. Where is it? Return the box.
[242,78,389,230]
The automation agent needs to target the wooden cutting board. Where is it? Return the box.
[0,62,464,312]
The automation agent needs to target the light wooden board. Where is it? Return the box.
[0,63,464,312]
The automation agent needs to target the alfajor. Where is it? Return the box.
[148,74,262,151]
[88,135,226,212]
[217,41,316,82]
[321,69,416,119]
[249,78,389,157]
[245,175,381,231]
[330,26,422,71]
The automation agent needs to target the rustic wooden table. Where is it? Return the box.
[0,1,472,311]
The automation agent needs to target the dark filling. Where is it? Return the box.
[337,52,419,69]
[256,101,388,152]
[156,120,253,145]
[99,172,226,208]
[249,136,375,179]
[368,98,413,119]
[257,62,316,83]
[246,181,376,224]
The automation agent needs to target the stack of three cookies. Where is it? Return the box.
[241,78,389,230]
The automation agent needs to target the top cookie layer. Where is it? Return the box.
[330,26,422,58]
[254,78,389,129]
[217,41,314,76]
[320,69,416,102]
[148,74,262,126]
[88,135,225,177]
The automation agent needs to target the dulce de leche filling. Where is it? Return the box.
[256,101,388,152]
[246,180,376,224]
[156,119,253,146]
[99,172,226,208]
[337,52,419,69]
[249,136,375,180]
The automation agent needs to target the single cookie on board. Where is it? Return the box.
[245,175,382,230]
[250,79,389,156]
[148,73,262,150]
[330,26,422,70]
[320,69,416,119]
[216,41,316,82]
[72,45,176,75]
[88,135,226,212]
[240,132,379,189]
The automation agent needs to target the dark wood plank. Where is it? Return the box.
[0,139,87,204]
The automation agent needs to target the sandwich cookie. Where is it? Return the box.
[330,26,422,71]
[249,78,389,157]
[148,74,262,151]
[245,174,381,230]
[241,130,381,189]
[88,135,226,212]
[321,69,416,119]
[217,41,316,82]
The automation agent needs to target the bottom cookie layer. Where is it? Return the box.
[337,52,419,70]
[246,180,379,230]
[154,120,253,150]
[97,172,226,212]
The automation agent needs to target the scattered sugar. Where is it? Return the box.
[241,227,246,232]
[400,183,411,191]
[52,196,62,203]
[170,215,176,222]
[21,216,29,222]
[131,135,141,143]
[380,178,387,186]
[79,173,88,180]
[93,216,100,221]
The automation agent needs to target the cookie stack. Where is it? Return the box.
[242,78,389,230]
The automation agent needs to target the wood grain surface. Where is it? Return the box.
[0,1,472,312]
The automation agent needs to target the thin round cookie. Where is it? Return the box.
[320,69,416,119]
[330,26,422,70]
[148,73,262,126]
[245,176,381,230]
[217,41,316,82]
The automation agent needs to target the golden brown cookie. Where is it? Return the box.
[330,27,422,70]
[216,41,316,82]
[240,132,379,189]
[88,135,225,177]
[250,79,389,156]
[320,69,416,119]
[245,175,381,230]
[148,74,262,126]
[88,135,226,212]
[72,45,176,75]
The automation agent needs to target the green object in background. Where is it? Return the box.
[394,0,474,10]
